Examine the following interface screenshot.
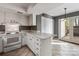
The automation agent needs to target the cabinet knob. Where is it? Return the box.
[36,48,39,50]
[37,39,39,41]
[37,43,39,45]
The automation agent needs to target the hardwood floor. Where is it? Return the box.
[0,46,34,56]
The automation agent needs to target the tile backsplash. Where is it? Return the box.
[0,25,5,31]
[19,26,37,31]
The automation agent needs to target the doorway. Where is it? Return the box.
[58,18,70,39]
[58,16,79,44]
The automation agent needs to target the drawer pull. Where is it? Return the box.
[36,48,39,50]
[36,43,39,45]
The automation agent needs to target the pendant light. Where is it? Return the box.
[64,8,67,19]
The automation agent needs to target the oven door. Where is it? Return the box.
[3,34,21,47]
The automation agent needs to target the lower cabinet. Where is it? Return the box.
[0,37,3,53]
[26,33,41,56]
[33,37,40,56]
[26,33,52,56]
[21,32,27,46]
[26,34,34,52]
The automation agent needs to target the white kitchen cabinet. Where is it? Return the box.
[34,37,52,56]
[17,14,28,26]
[0,7,5,25]
[21,32,27,46]
[20,16,27,25]
[33,37,40,56]
[21,30,52,56]
[26,33,52,56]
[0,37,3,53]
[0,7,28,26]
[28,14,36,26]
[26,33,34,52]
[5,8,16,23]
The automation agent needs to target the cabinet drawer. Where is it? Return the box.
[34,45,40,52]
[34,43,40,52]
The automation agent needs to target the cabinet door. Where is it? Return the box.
[26,34,30,46]
[28,35,33,50]
[21,36,26,45]
[28,14,36,26]
[0,7,5,25]
[30,36,34,51]
[21,16,27,25]
[5,8,12,23]
[22,34,27,46]
[17,14,27,26]
[34,38,40,56]
[0,37,3,53]
[28,15,33,26]
[26,34,34,52]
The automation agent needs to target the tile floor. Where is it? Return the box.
[1,39,79,56]
[51,39,79,56]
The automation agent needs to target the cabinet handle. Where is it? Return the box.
[37,43,39,45]
[36,48,39,50]
[37,39,39,41]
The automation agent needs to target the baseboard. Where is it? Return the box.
[24,45,36,56]
[59,39,79,45]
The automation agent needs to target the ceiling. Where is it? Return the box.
[0,3,79,16]
[27,3,79,16]
[5,3,36,10]
[27,3,64,14]
[46,3,79,16]
[0,3,36,15]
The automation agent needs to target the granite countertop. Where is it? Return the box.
[0,30,53,39]
[21,30,53,39]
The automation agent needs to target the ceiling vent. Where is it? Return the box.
[17,11,23,14]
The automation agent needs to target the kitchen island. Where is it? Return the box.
[21,30,53,56]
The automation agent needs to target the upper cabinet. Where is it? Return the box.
[17,14,28,26]
[0,7,29,26]
[0,7,5,25]
[28,14,36,26]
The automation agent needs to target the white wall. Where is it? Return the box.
[41,17,53,34]
[58,19,65,39]
[61,19,65,38]
[0,7,28,26]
